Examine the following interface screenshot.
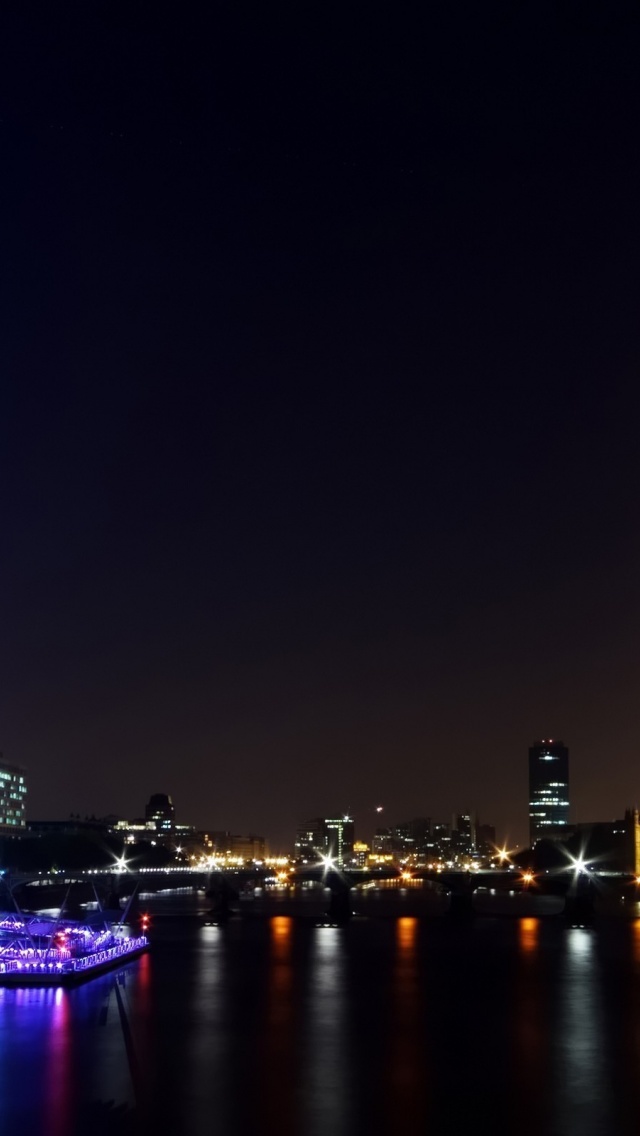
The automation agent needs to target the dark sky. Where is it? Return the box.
[2,3,640,850]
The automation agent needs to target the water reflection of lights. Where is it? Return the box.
[566,927,593,956]
[303,926,350,1136]
[261,917,295,1133]
[388,918,424,1125]
[512,916,547,1130]
[187,918,228,1133]
[518,917,539,953]
[270,915,292,960]
[397,915,418,950]
[555,928,609,1133]
[47,988,73,1136]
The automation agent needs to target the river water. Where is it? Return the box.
[2,890,640,1135]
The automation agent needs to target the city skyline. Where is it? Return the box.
[6,732,639,853]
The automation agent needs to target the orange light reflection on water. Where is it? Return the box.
[519,917,539,954]
[388,917,424,1125]
[397,915,418,951]
[262,916,296,1134]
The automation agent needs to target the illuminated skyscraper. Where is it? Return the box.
[0,757,27,835]
[528,739,570,846]
[294,814,355,866]
[323,815,355,866]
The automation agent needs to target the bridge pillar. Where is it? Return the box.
[565,875,596,927]
[448,891,474,920]
[205,873,238,924]
[447,874,475,921]
[323,872,353,924]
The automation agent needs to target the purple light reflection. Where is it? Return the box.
[45,988,74,1136]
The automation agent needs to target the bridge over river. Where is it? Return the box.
[4,862,637,926]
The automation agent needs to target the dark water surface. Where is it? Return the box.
[3,892,640,1135]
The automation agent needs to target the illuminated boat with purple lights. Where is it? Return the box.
[0,912,148,985]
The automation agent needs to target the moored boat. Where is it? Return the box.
[0,911,148,985]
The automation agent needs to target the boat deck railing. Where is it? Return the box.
[0,935,148,976]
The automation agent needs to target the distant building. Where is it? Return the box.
[430,822,452,860]
[409,817,431,858]
[323,815,355,866]
[391,822,414,855]
[372,826,394,855]
[451,813,475,856]
[226,834,266,860]
[626,808,640,875]
[145,793,175,834]
[529,739,570,846]
[113,818,157,844]
[294,815,355,866]
[371,817,432,861]
[568,810,640,874]
[476,822,497,856]
[0,758,27,836]
[295,818,325,860]
[203,831,265,859]
[29,816,113,837]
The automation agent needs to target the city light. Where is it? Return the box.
[569,855,589,874]
[521,871,534,885]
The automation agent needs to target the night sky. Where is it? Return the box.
[2,3,640,850]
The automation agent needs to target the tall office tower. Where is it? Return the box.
[0,756,27,835]
[324,815,355,866]
[528,739,570,846]
[452,813,475,856]
[145,793,175,834]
